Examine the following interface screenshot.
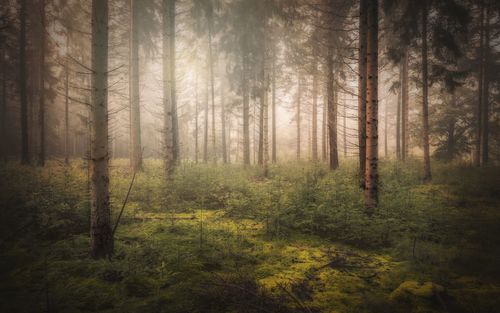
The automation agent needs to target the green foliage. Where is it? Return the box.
[1,159,499,312]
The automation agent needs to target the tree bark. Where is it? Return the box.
[163,0,174,177]
[312,58,318,161]
[358,0,368,186]
[396,64,401,160]
[401,49,409,161]
[90,0,113,259]
[271,48,277,164]
[195,72,199,163]
[208,19,216,163]
[170,0,179,164]
[203,61,209,163]
[364,0,378,214]
[327,45,338,170]
[129,0,142,172]
[296,73,301,161]
[64,35,70,165]
[38,0,46,167]
[480,5,490,166]
[221,79,227,163]
[421,0,432,182]
[242,45,250,166]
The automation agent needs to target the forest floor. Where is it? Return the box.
[0,159,499,313]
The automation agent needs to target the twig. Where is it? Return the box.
[112,170,137,236]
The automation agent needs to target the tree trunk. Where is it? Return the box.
[163,0,174,177]
[208,21,216,163]
[90,0,113,259]
[364,0,378,214]
[262,46,269,177]
[480,5,490,166]
[401,49,409,161]
[446,91,456,160]
[129,0,142,172]
[396,64,401,160]
[475,2,484,167]
[38,0,46,167]
[258,63,264,166]
[296,73,301,161]
[195,72,199,163]
[203,60,209,163]
[358,0,368,186]
[64,35,70,165]
[384,101,388,158]
[322,92,327,161]
[271,48,277,164]
[170,0,179,164]
[1,48,7,161]
[343,98,347,158]
[242,46,250,166]
[19,0,29,164]
[421,0,432,182]
[312,58,318,161]
[327,45,339,170]
[221,79,227,163]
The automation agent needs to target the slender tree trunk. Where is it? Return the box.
[396,64,401,160]
[480,5,490,166]
[90,0,113,259]
[38,0,46,167]
[170,0,179,164]
[242,45,250,166]
[19,0,29,164]
[364,0,378,214]
[402,49,409,161]
[129,0,142,171]
[358,0,368,186]
[258,62,264,166]
[312,59,318,161]
[195,72,199,163]
[327,45,339,170]
[262,45,269,177]
[203,62,209,163]
[163,0,174,177]
[208,21,216,163]
[384,100,388,158]
[447,91,456,160]
[64,35,70,165]
[343,98,347,158]
[221,79,227,163]
[322,91,327,161]
[1,49,7,161]
[475,2,484,166]
[271,48,277,164]
[421,0,432,182]
[296,73,301,161]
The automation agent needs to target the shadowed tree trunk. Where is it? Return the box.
[364,0,378,214]
[322,91,327,161]
[242,44,250,166]
[480,5,490,166]
[208,16,216,163]
[358,0,368,186]
[203,62,209,163]
[195,72,199,163]
[221,79,227,163]
[64,35,70,165]
[170,0,179,164]
[129,0,142,172]
[396,64,401,160]
[402,49,409,161]
[272,48,277,164]
[327,44,338,170]
[19,0,29,165]
[90,0,113,259]
[38,0,46,167]
[475,2,484,167]
[421,0,432,182]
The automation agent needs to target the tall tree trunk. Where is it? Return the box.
[242,51,250,166]
[1,49,7,161]
[421,0,432,182]
[343,98,347,158]
[195,72,199,163]
[296,73,301,161]
[170,0,179,164]
[312,59,318,161]
[401,49,409,161]
[221,79,227,163]
[271,48,277,163]
[396,64,401,160]
[322,91,327,161]
[208,20,216,163]
[384,100,388,158]
[475,2,484,167]
[38,0,46,167]
[327,45,339,170]
[19,0,29,164]
[90,0,113,259]
[258,61,264,166]
[64,35,70,165]
[203,62,209,163]
[480,5,490,166]
[446,91,456,160]
[262,47,269,177]
[162,0,174,177]
[365,0,378,214]
[358,0,368,186]
[129,0,142,172]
